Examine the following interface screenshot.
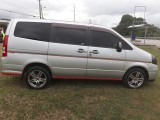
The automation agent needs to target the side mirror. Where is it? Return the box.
[116,42,122,52]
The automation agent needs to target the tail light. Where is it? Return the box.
[2,35,8,57]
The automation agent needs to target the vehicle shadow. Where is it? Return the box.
[1,76,155,90]
[50,78,124,88]
[0,76,125,89]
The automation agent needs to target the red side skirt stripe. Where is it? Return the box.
[0,72,121,80]
[0,72,21,76]
[53,76,122,80]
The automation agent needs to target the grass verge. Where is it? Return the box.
[0,46,160,120]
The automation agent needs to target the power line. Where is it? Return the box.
[45,0,76,22]
[2,1,36,14]
[55,0,65,7]
[0,8,39,18]
[45,0,64,8]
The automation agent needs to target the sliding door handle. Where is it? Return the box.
[77,49,87,53]
[90,50,99,54]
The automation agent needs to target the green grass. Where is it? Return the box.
[0,46,160,120]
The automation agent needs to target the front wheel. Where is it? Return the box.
[24,66,51,89]
[123,68,147,89]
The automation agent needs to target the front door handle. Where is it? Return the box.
[90,50,99,54]
[77,49,87,53]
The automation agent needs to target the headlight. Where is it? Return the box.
[152,56,157,65]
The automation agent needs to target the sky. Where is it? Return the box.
[0,0,160,28]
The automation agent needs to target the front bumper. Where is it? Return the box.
[148,67,158,81]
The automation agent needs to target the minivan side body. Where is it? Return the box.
[1,18,158,89]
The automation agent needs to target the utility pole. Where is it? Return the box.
[74,4,75,22]
[38,0,42,19]
[41,5,43,19]
[10,11,12,20]
[89,19,92,24]
[41,6,46,19]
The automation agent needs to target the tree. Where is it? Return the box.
[114,14,133,36]
[114,14,160,37]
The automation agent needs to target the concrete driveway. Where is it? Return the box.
[126,38,160,48]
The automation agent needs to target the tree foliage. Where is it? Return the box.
[114,14,160,37]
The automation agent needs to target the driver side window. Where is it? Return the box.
[90,30,120,48]
[90,30,132,50]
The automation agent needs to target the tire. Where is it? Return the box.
[123,68,147,89]
[24,66,51,89]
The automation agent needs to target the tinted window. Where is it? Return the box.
[91,30,132,50]
[121,40,132,50]
[91,30,120,48]
[14,22,51,42]
[53,27,87,45]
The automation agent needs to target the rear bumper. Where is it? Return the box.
[1,63,22,76]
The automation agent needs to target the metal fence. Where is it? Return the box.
[125,36,160,40]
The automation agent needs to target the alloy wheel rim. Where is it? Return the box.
[28,70,47,88]
[127,71,144,88]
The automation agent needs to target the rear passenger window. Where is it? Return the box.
[53,27,87,46]
[14,22,51,42]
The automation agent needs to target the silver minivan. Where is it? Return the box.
[1,18,158,89]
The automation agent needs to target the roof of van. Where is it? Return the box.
[12,18,113,31]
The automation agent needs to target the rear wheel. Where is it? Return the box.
[123,68,147,89]
[24,66,51,89]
